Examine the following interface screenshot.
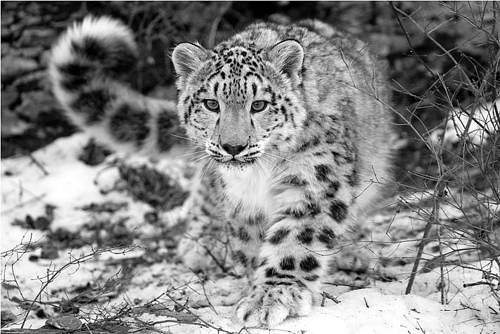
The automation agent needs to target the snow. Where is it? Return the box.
[429,99,499,147]
[127,285,499,334]
[1,133,499,333]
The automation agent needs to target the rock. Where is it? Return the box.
[1,43,10,56]
[15,91,58,121]
[28,254,39,262]
[1,11,15,26]
[1,310,16,328]
[40,244,59,259]
[1,88,19,110]
[18,28,56,47]
[1,29,13,41]
[46,315,82,331]
[12,46,44,59]
[7,22,24,39]
[78,138,113,166]
[23,15,43,27]
[39,50,52,67]
[1,56,38,83]
[24,2,41,15]
[33,216,51,230]
[1,1,18,10]
[1,109,29,137]
[11,70,49,92]
[1,282,18,290]
[118,163,190,210]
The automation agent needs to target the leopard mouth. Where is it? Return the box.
[205,147,261,166]
[211,156,258,168]
[221,157,257,166]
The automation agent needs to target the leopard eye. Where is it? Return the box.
[251,100,268,113]
[203,99,220,112]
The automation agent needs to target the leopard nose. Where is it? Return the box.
[221,143,246,156]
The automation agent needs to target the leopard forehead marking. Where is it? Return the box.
[207,45,267,103]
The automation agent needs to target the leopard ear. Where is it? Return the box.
[172,42,209,78]
[267,39,304,85]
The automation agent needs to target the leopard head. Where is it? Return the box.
[172,39,305,169]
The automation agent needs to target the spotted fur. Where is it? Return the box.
[50,17,395,327]
[49,16,181,155]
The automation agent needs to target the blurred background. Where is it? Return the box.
[2,2,497,184]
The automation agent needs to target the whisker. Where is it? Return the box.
[168,133,197,142]
[262,151,298,165]
[178,149,207,157]
[179,151,210,164]
[192,155,211,163]
[167,133,207,150]
[256,159,267,172]
[261,156,272,166]
[200,159,215,181]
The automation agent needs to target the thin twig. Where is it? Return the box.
[29,154,49,176]
[207,2,232,48]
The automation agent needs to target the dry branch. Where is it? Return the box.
[3,329,118,334]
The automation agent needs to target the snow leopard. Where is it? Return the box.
[49,16,394,326]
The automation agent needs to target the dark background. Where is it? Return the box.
[1,1,497,185]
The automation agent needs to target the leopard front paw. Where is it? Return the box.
[235,282,313,327]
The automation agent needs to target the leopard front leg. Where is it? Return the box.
[178,171,268,275]
[176,171,231,272]
[227,208,267,277]
[177,214,230,272]
[234,169,351,326]
[235,216,342,326]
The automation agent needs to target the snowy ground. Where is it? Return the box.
[1,133,499,333]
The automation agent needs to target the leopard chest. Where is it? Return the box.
[220,165,274,216]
